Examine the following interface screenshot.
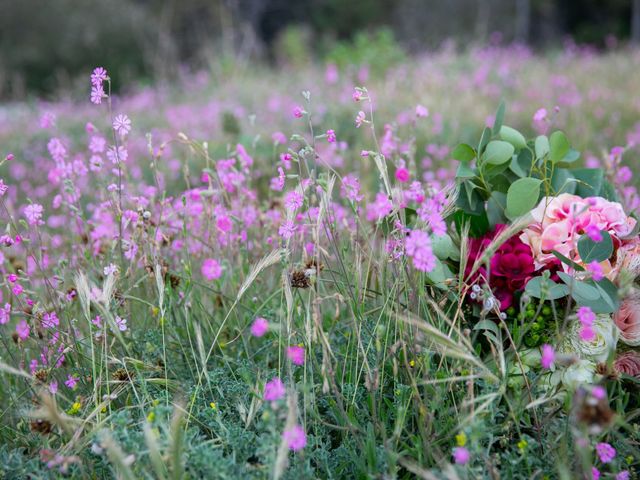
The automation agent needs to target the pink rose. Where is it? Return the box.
[614,351,640,377]
[613,289,640,346]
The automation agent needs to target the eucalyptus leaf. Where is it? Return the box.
[452,143,476,163]
[493,101,506,133]
[482,140,515,166]
[549,131,570,163]
[506,177,542,219]
[499,125,527,150]
[534,135,550,159]
[525,276,569,300]
[577,230,613,263]
[557,272,600,301]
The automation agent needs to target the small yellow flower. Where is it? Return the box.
[68,402,82,415]
[209,402,217,410]
[151,306,159,317]
[147,411,156,422]
[409,359,416,367]
[517,439,528,452]
[626,455,634,465]
[152,399,160,407]
[455,432,467,447]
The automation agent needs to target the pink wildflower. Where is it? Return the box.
[415,104,429,118]
[595,442,616,463]
[250,317,269,337]
[0,179,8,196]
[278,220,297,240]
[286,345,305,365]
[282,425,307,451]
[115,316,128,331]
[326,129,336,143]
[90,67,108,86]
[578,306,596,327]
[90,85,105,105]
[395,168,410,183]
[405,230,436,273]
[453,447,470,465]
[65,374,78,389]
[585,225,603,242]
[0,303,10,324]
[293,106,304,118]
[341,175,363,202]
[216,215,233,233]
[201,258,223,280]
[263,377,286,401]
[355,111,366,128]
[112,114,131,136]
[24,204,44,225]
[42,311,59,329]
[16,320,30,340]
[587,261,604,281]
[284,190,304,211]
[366,193,393,222]
[541,344,555,369]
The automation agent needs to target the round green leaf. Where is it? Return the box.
[577,230,613,263]
[506,177,542,219]
[549,131,570,163]
[534,135,550,159]
[482,140,515,165]
[499,125,527,150]
[452,143,476,163]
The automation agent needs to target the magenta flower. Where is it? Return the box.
[405,230,436,273]
[541,344,555,369]
[24,203,44,226]
[216,215,233,233]
[355,111,366,128]
[201,258,223,280]
[284,190,304,211]
[112,114,131,136]
[415,105,429,118]
[0,303,10,324]
[365,192,393,222]
[452,446,470,465]
[578,306,596,327]
[282,424,307,451]
[90,85,105,105]
[16,320,30,340]
[263,377,286,401]
[293,106,304,118]
[585,225,603,242]
[65,374,78,389]
[587,261,604,281]
[0,179,8,197]
[115,316,128,332]
[592,467,600,480]
[250,317,269,337]
[90,67,108,86]
[42,311,59,329]
[616,471,630,480]
[286,346,305,366]
[395,167,410,183]
[326,129,336,143]
[278,220,297,240]
[595,442,616,463]
[533,108,547,122]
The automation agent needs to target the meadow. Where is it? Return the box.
[0,44,640,479]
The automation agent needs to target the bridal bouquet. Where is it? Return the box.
[407,104,640,395]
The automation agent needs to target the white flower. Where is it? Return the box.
[560,313,618,363]
[551,359,596,390]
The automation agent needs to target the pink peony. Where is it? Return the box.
[614,351,640,377]
[613,289,640,346]
[520,194,636,276]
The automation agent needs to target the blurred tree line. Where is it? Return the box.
[0,0,637,98]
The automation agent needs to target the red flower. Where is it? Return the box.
[466,225,536,310]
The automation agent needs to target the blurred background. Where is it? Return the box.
[1,0,639,99]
